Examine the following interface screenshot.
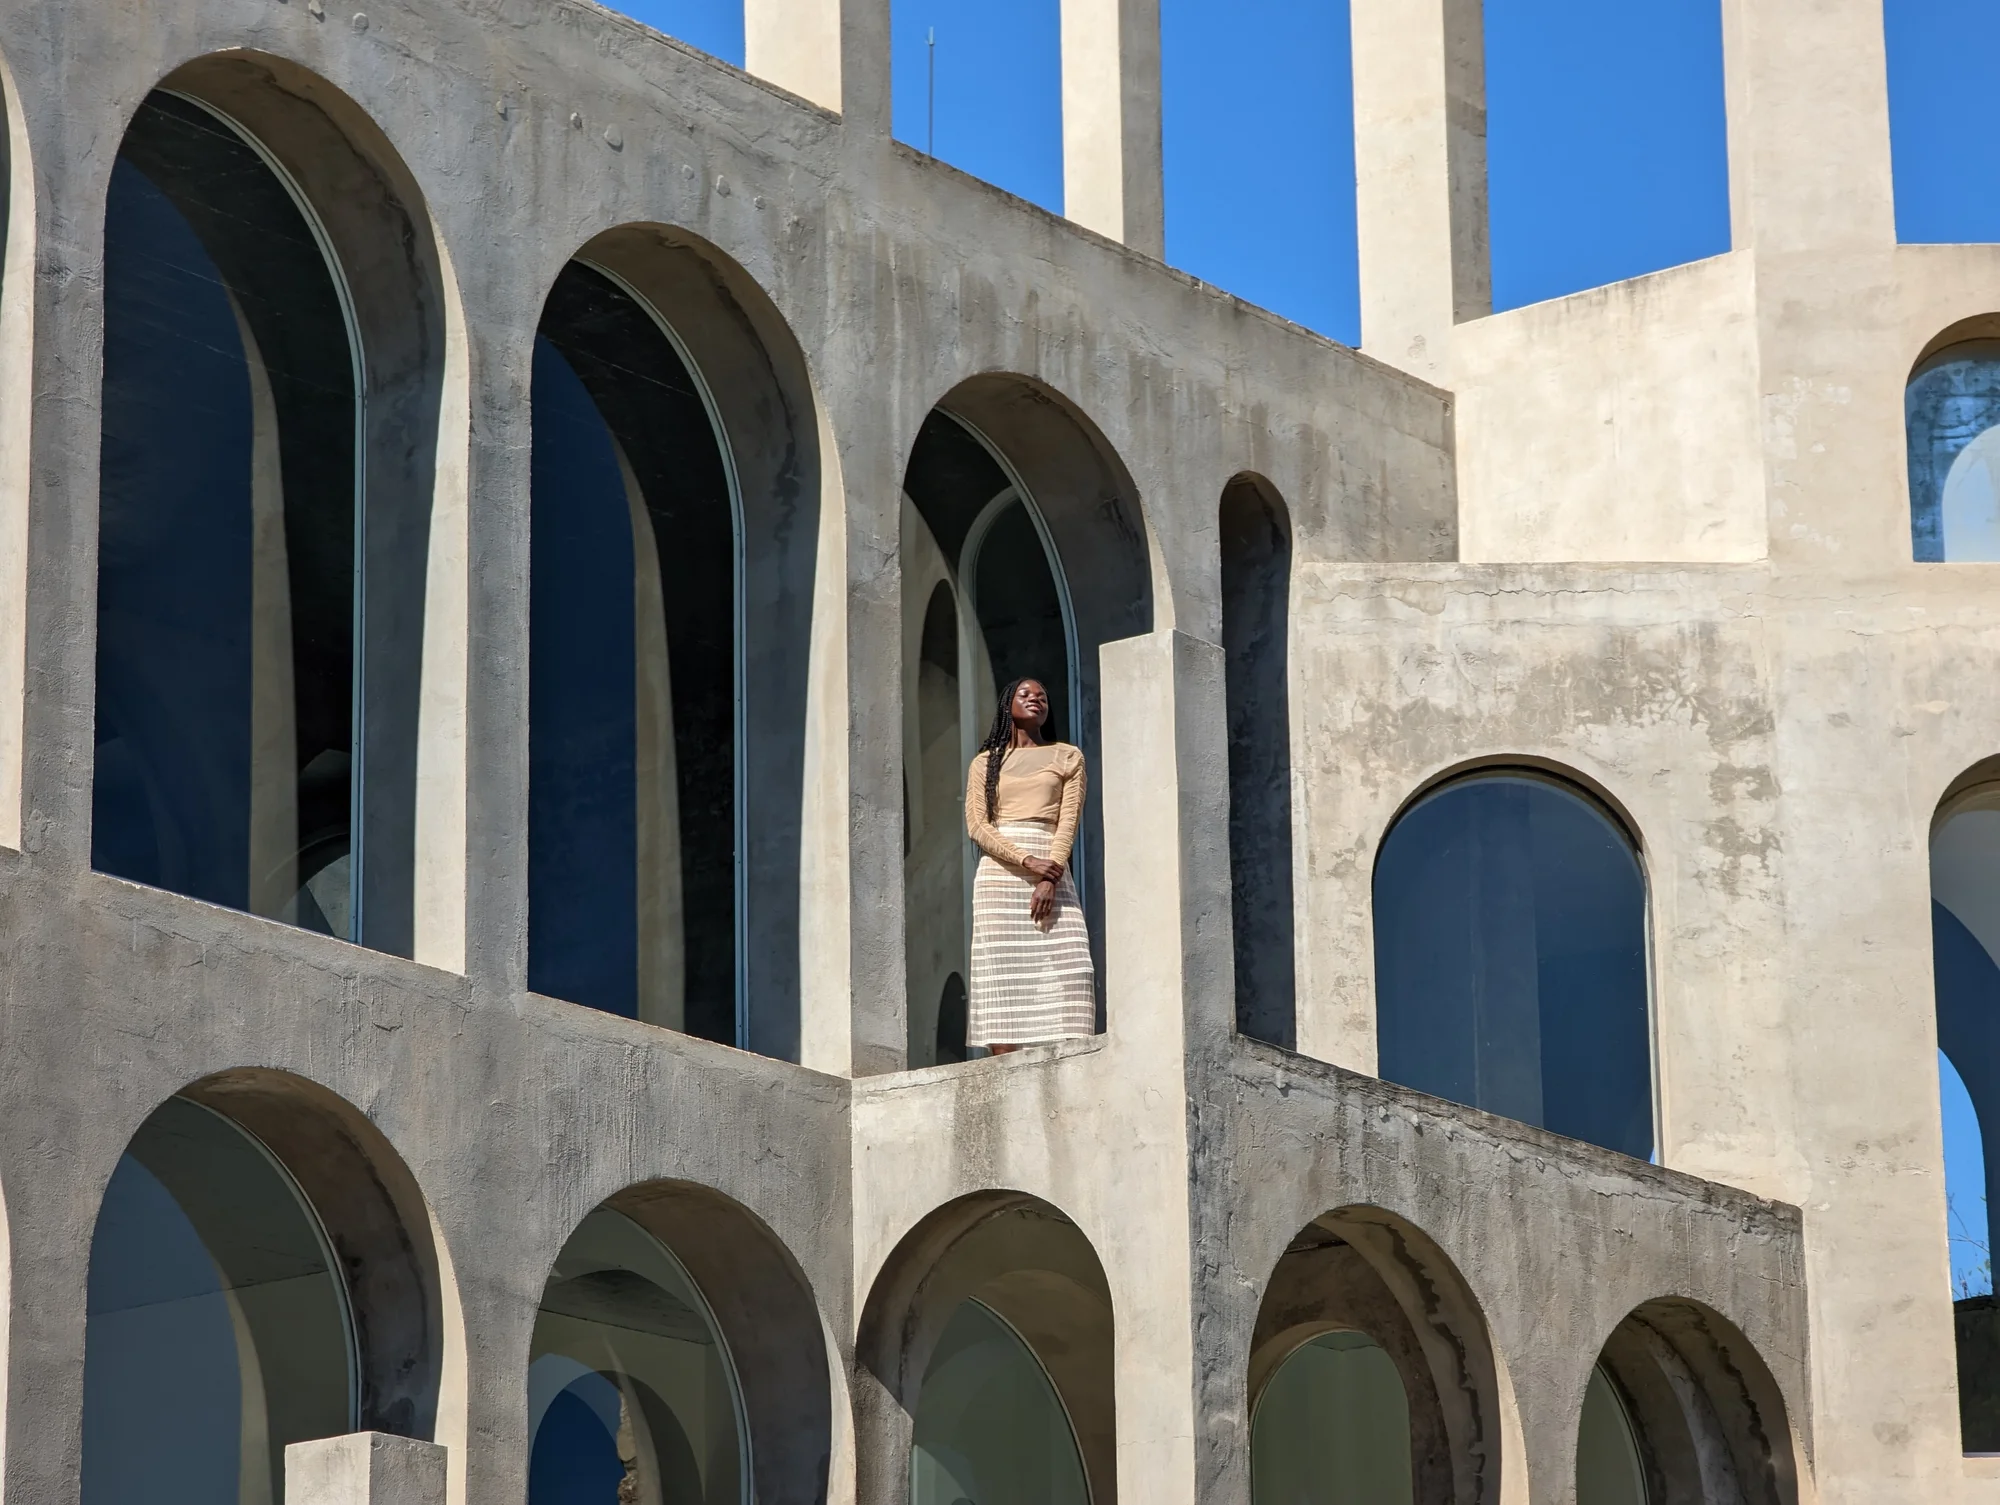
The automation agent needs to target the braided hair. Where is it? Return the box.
[978,677,1047,820]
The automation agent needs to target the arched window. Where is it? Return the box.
[905,581,967,1065]
[1374,770,1653,1159]
[1250,1332,1411,1504]
[911,1298,1089,1505]
[83,1098,355,1503]
[528,261,739,1043]
[1930,783,2000,1450]
[529,1206,748,1504]
[93,93,363,935]
[1576,1364,1648,1505]
[1219,475,1295,1048]
[1908,340,2000,561]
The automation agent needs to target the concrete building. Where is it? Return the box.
[0,0,1987,1501]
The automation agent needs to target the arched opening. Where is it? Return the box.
[898,379,1153,1064]
[82,1073,446,1503]
[530,1208,746,1503]
[1219,474,1295,1049]
[1373,768,1654,1160]
[1587,1299,1800,1505]
[904,582,966,1066]
[1249,1207,1503,1504]
[530,1181,834,1504]
[1908,334,2000,561]
[858,1190,1116,1504]
[527,226,821,1057]
[1930,776,2000,1450]
[90,60,450,956]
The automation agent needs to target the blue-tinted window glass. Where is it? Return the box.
[1907,343,2000,562]
[83,1098,354,1505]
[94,93,359,937]
[528,264,737,1043]
[1374,773,1653,1159]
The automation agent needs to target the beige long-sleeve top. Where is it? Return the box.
[965,742,1086,870]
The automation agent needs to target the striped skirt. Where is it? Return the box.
[969,821,1097,1048]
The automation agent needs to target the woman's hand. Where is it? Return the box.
[1030,879,1058,925]
[1022,856,1064,886]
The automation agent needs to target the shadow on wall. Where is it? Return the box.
[81,1071,448,1505]
[899,380,1152,1068]
[1907,322,2000,563]
[857,1190,1115,1505]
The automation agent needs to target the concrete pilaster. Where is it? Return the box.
[745,0,893,137]
[1350,0,1489,382]
[286,1434,448,1505]
[1061,0,1165,256]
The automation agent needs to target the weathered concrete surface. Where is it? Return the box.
[288,1433,448,1505]
[0,0,1930,1500]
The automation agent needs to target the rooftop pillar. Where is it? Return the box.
[745,0,893,137]
[1719,0,1896,254]
[1061,0,1166,256]
[1350,0,1490,381]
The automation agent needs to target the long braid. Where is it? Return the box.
[980,678,1030,820]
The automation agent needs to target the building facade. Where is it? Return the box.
[0,0,1983,1501]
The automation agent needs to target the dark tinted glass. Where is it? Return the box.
[1374,773,1653,1159]
[93,93,359,936]
[528,263,736,1042]
[1908,342,2000,562]
[83,1097,353,1504]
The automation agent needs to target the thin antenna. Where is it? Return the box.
[927,27,936,155]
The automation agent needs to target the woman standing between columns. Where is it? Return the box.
[964,678,1096,1053]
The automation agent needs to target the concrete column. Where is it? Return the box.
[1719,0,1896,255]
[1061,0,1166,256]
[286,1434,447,1505]
[1100,630,1234,1052]
[745,0,893,137]
[1350,0,1489,381]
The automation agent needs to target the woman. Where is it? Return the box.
[964,678,1096,1054]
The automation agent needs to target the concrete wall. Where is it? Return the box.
[0,0,1957,1501]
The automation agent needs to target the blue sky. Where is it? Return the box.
[602,0,2000,1289]
[602,0,2000,341]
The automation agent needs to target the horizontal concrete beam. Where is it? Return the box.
[286,1433,447,1505]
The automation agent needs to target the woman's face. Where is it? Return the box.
[1011,680,1049,731]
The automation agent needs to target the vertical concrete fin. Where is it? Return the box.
[1061,0,1166,256]
[1351,0,1490,380]
[285,1434,446,1505]
[745,0,893,137]
[1100,629,1234,1047]
[1719,0,1896,254]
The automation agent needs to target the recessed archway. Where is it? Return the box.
[1248,1205,1505,1505]
[525,223,823,1060]
[89,55,452,959]
[858,1190,1116,1504]
[528,1180,835,1505]
[81,1071,448,1504]
[1583,1299,1800,1505]
[1373,765,1655,1160]
[897,377,1153,1064]
[1907,322,2000,562]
